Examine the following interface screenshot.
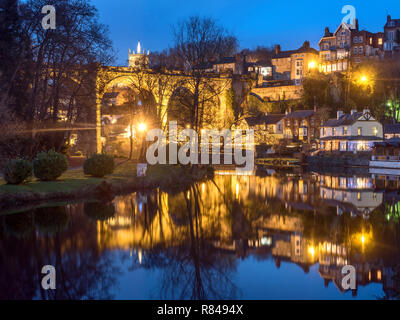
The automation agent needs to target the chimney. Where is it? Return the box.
[351,109,357,115]
[303,41,310,49]
[337,110,343,120]
[324,27,330,37]
[275,44,281,55]
[388,15,392,22]
[354,18,359,31]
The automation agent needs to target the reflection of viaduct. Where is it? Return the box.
[88,66,253,154]
[94,173,399,297]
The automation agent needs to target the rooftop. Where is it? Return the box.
[384,123,400,134]
[284,110,315,119]
[322,112,363,127]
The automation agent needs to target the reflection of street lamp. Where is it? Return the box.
[360,76,368,84]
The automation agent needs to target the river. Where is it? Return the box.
[1,168,400,300]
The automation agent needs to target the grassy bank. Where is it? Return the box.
[0,161,212,212]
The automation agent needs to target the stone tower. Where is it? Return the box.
[129,41,149,68]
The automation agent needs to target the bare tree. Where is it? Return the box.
[172,16,238,131]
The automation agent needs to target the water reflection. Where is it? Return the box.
[1,169,400,300]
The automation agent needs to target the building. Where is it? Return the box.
[283,108,320,142]
[320,109,383,152]
[350,30,384,64]
[271,42,319,84]
[384,15,400,53]
[384,123,400,140]
[211,55,245,74]
[318,20,384,72]
[318,22,354,73]
[247,62,273,78]
[239,113,285,145]
[129,41,149,68]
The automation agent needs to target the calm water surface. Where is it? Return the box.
[1,169,400,300]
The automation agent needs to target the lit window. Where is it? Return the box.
[378,38,383,45]
[343,127,348,135]
[358,127,362,135]
[370,38,373,45]
[373,127,378,136]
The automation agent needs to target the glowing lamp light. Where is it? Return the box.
[361,235,365,244]
[138,123,146,132]
[308,61,316,69]
[308,246,315,257]
[360,76,368,83]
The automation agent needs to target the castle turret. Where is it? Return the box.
[129,41,149,68]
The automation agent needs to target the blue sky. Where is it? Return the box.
[91,0,400,66]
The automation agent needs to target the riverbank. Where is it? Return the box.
[0,161,213,213]
[306,152,371,168]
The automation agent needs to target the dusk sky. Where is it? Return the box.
[92,0,400,66]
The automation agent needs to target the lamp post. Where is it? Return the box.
[137,122,147,177]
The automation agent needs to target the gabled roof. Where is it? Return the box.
[385,19,400,28]
[322,112,363,127]
[333,22,354,36]
[245,116,266,127]
[384,123,400,134]
[265,114,285,124]
[272,47,318,59]
[284,110,315,119]
[245,114,285,126]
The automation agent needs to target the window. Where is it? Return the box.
[378,38,383,45]
[359,36,363,43]
[370,38,373,45]
[343,127,348,135]
[354,47,358,54]
[389,31,395,41]
[373,127,378,136]
[354,37,358,43]
[358,127,362,136]
[359,46,363,54]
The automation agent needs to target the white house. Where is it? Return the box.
[320,109,383,152]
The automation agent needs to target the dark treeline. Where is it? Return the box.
[0,0,113,159]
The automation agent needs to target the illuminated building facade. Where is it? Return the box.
[320,109,383,152]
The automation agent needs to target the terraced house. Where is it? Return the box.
[320,109,383,152]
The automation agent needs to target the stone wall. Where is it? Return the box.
[252,85,303,102]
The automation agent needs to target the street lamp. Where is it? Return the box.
[308,61,316,70]
[138,122,147,132]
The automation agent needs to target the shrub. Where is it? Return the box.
[2,159,32,184]
[83,154,115,178]
[33,150,68,181]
